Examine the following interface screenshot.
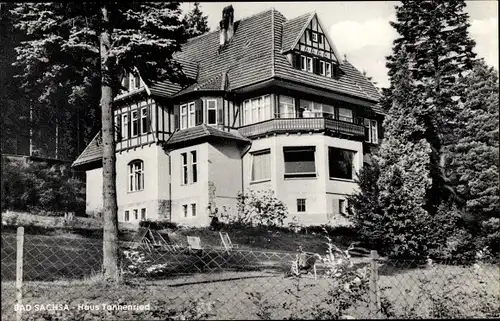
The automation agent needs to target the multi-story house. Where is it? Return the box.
[72,6,384,227]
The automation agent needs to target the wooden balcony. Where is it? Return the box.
[238,117,366,139]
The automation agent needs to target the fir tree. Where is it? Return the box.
[11,2,188,282]
[385,0,476,212]
[184,2,210,39]
[446,60,499,218]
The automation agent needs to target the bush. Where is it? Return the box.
[139,219,178,230]
[219,189,288,227]
[1,159,85,213]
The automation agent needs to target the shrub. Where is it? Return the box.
[220,189,288,227]
[139,219,178,230]
[1,159,85,213]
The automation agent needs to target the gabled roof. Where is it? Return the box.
[281,12,314,53]
[149,7,381,106]
[72,133,101,167]
[164,124,250,149]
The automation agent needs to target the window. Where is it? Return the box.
[128,160,144,191]
[132,111,139,136]
[183,204,188,218]
[338,108,353,123]
[181,152,188,185]
[243,95,271,125]
[122,114,129,139]
[134,209,138,220]
[364,119,378,144]
[180,104,188,130]
[301,55,307,71]
[124,210,130,221]
[141,208,146,220]
[191,203,196,217]
[141,107,149,134]
[339,199,348,215]
[191,151,197,183]
[188,102,196,127]
[121,74,129,92]
[283,147,316,178]
[312,32,318,42]
[299,100,333,118]
[326,62,332,77]
[318,34,323,45]
[319,60,326,76]
[207,100,217,125]
[134,74,141,89]
[297,199,306,212]
[307,57,313,72]
[115,116,121,141]
[251,149,271,182]
[279,95,295,118]
[328,147,355,180]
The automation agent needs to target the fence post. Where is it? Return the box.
[16,226,25,321]
[369,250,382,319]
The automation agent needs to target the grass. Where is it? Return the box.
[1,263,499,320]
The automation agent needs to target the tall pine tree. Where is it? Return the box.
[183,2,210,39]
[11,2,188,281]
[385,0,476,213]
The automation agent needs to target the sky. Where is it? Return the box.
[180,1,499,88]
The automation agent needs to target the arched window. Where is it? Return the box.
[128,160,144,192]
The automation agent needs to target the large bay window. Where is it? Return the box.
[338,108,353,123]
[128,160,144,192]
[364,118,378,144]
[207,100,217,125]
[328,147,355,180]
[283,146,316,178]
[279,95,295,118]
[299,100,334,119]
[243,95,271,125]
[251,149,271,182]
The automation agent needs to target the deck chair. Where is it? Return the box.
[186,236,203,251]
[219,232,238,253]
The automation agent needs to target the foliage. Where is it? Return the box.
[446,60,499,217]
[220,189,288,227]
[1,159,85,213]
[139,219,178,231]
[183,2,210,39]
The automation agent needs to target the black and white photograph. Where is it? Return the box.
[1,1,498,320]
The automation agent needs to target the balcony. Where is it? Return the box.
[238,117,366,139]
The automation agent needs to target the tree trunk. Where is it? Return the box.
[100,4,120,283]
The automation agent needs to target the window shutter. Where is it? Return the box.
[217,99,223,125]
[313,58,320,74]
[195,99,203,125]
[173,104,180,130]
[294,54,301,69]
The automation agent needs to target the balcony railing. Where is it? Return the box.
[238,117,366,139]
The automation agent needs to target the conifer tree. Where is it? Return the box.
[184,2,210,39]
[385,0,476,212]
[11,2,188,282]
[446,60,499,219]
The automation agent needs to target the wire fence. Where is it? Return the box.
[1,227,499,320]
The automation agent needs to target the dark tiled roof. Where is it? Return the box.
[165,124,250,148]
[72,133,101,167]
[149,8,381,109]
[281,12,313,53]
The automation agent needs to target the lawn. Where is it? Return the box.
[2,263,499,320]
[1,228,499,320]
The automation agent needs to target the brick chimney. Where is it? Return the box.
[219,5,234,46]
